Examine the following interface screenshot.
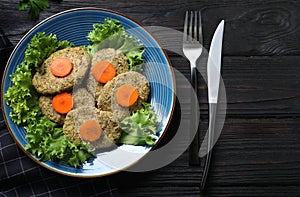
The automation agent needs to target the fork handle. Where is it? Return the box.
[189,65,200,165]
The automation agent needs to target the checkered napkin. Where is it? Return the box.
[0,29,122,197]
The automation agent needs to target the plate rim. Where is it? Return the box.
[1,7,176,178]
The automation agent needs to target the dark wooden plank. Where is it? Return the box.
[205,186,300,196]
[219,55,300,116]
[170,55,300,117]
[2,0,300,56]
[112,117,300,196]
[213,118,300,179]
[206,117,300,195]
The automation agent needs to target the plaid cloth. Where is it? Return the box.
[0,29,13,78]
[0,29,122,197]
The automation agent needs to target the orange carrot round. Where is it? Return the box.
[52,92,73,114]
[92,61,116,83]
[50,58,73,77]
[79,120,102,142]
[116,84,139,107]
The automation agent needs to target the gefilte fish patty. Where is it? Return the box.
[38,88,94,124]
[63,106,122,150]
[32,47,91,94]
[86,48,129,99]
[39,95,65,124]
[72,88,95,109]
[97,71,150,122]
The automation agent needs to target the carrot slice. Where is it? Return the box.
[79,120,102,142]
[52,92,73,114]
[92,61,116,83]
[116,84,139,107]
[50,58,73,77]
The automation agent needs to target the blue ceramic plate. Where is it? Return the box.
[1,8,175,177]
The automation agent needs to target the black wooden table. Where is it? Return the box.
[1,0,300,196]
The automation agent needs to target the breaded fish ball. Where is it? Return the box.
[32,47,91,94]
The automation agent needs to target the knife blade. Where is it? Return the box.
[200,20,224,190]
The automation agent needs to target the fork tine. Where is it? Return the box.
[184,11,203,43]
[194,11,197,41]
[189,11,193,41]
[183,11,188,41]
[198,11,203,45]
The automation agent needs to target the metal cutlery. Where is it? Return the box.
[200,20,225,190]
[182,10,203,165]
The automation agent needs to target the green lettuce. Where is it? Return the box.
[119,103,158,146]
[87,18,145,70]
[25,117,92,167]
[4,63,40,125]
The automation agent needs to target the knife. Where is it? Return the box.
[200,20,224,190]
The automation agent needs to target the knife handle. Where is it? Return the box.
[189,66,200,165]
[200,103,217,190]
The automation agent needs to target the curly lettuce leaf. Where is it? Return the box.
[119,103,158,146]
[4,63,41,125]
[87,18,124,43]
[25,117,93,167]
[87,18,145,70]
[25,32,74,72]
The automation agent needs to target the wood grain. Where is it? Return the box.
[171,55,300,117]
[1,0,300,196]
[2,0,300,56]
[112,118,300,196]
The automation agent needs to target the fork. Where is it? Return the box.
[182,11,203,165]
